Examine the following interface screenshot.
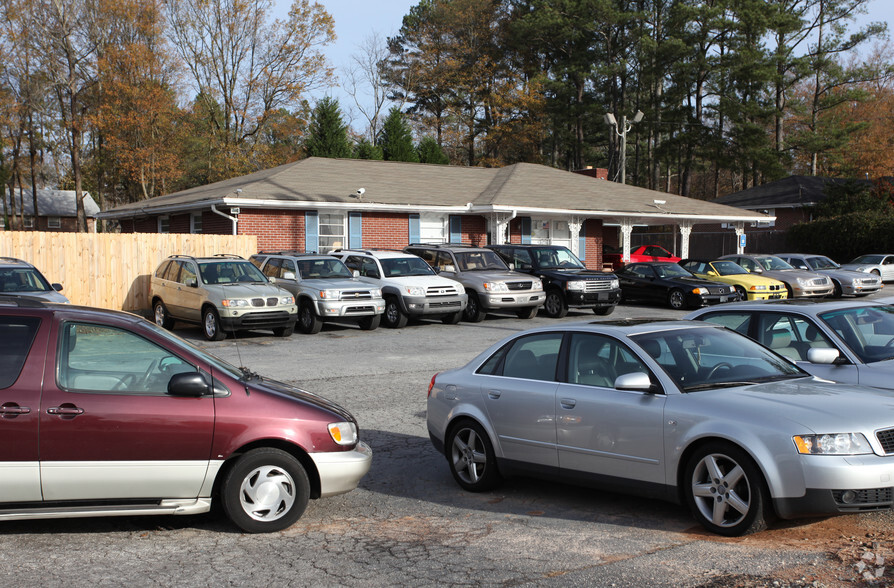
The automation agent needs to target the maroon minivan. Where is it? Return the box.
[0,296,371,532]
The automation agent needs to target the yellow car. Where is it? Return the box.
[680,259,788,301]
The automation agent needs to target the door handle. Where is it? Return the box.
[560,398,576,409]
[0,403,31,418]
[47,405,85,417]
[487,389,502,399]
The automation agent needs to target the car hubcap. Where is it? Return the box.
[154,305,164,326]
[671,292,683,308]
[239,465,296,522]
[386,303,398,323]
[301,307,312,328]
[204,314,217,337]
[451,428,486,484]
[691,453,751,528]
[546,294,560,314]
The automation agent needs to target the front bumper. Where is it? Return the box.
[316,298,385,318]
[773,454,894,519]
[481,291,545,310]
[843,282,882,296]
[746,291,787,301]
[686,292,735,307]
[403,293,468,316]
[792,284,835,297]
[566,289,622,309]
[309,441,373,498]
[219,307,298,331]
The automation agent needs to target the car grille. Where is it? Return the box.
[426,286,460,296]
[706,286,730,295]
[832,488,893,508]
[860,278,881,286]
[251,297,280,307]
[582,280,614,293]
[506,281,533,291]
[429,300,462,309]
[344,305,376,313]
[768,284,783,291]
[341,290,374,300]
[876,428,894,453]
[811,277,830,287]
[241,310,291,326]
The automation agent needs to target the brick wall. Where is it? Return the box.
[461,215,487,246]
[237,209,304,251]
[583,219,604,270]
[362,212,409,249]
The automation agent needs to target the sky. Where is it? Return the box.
[280,0,894,132]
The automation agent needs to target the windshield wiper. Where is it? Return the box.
[683,381,758,392]
[239,366,260,381]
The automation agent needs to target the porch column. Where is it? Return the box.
[620,218,634,263]
[568,217,583,258]
[735,222,746,254]
[490,213,513,245]
[678,221,692,260]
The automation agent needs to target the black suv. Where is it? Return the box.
[487,245,621,317]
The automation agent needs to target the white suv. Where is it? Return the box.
[333,249,467,328]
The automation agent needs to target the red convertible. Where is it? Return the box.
[604,244,681,270]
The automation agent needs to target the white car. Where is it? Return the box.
[333,249,467,328]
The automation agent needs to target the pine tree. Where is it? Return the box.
[379,107,418,162]
[305,97,353,159]
[417,136,449,164]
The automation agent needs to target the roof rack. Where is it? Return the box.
[211,253,245,259]
[257,250,322,256]
[0,294,47,308]
[407,243,478,248]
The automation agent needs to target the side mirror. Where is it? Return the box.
[706,271,717,276]
[352,270,360,278]
[614,372,655,392]
[282,271,296,280]
[185,277,198,288]
[52,283,64,291]
[168,372,210,397]
[807,347,844,365]
[508,263,515,270]
[443,264,455,273]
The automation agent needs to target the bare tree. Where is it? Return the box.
[342,32,390,143]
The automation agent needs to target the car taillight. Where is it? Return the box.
[428,373,438,397]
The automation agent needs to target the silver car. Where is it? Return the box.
[719,254,834,298]
[840,254,894,282]
[685,298,894,389]
[776,253,881,297]
[427,320,894,536]
[0,257,69,303]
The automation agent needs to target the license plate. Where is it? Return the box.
[769,294,782,299]
[719,296,728,303]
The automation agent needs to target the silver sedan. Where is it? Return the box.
[840,254,894,282]
[426,320,894,537]
[776,253,881,297]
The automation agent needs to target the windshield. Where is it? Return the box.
[531,247,585,270]
[756,256,794,271]
[381,257,436,277]
[455,250,509,271]
[851,255,883,264]
[631,326,805,392]
[296,258,353,279]
[199,261,268,285]
[0,267,52,293]
[807,256,838,270]
[654,264,692,279]
[819,305,894,364]
[711,260,747,276]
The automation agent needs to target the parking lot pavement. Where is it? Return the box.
[2,292,894,586]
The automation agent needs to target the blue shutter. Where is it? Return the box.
[408,214,420,244]
[578,221,586,261]
[520,217,531,244]
[449,215,462,243]
[348,212,362,249]
[305,211,319,253]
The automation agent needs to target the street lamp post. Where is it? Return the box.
[604,111,644,184]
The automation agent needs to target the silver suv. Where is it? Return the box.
[250,252,385,334]
[404,244,544,321]
[0,257,69,303]
[150,254,297,340]
[332,249,467,328]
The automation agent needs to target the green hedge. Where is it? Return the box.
[788,211,894,262]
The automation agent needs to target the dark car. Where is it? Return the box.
[486,244,620,317]
[616,262,736,309]
[0,296,371,532]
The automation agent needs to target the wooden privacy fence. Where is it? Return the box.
[0,232,257,311]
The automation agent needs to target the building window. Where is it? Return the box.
[23,216,34,229]
[318,212,345,253]
[420,213,447,243]
[158,216,170,233]
[47,216,61,229]
[190,213,202,234]
[530,218,572,249]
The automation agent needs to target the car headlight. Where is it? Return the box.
[796,277,811,286]
[372,288,383,298]
[793,433,872,455]
[693,287,708,295]
[405,286,426,296]
[319,289,340,300]
[566,281,586,291]
[328,422,358,446]
[280,296,295,305]
[221,298,250,307]
[483,281,509,293]
[536,279,546,291]
[610,279,619,289]
[851,278,861,287]
[749,284,767,291]
[856,266,867,272]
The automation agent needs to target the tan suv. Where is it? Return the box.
[150,254,297,340]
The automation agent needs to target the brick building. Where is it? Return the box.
[98,158,770,269]
[3,189,100,232]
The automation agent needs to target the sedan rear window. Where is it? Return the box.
[0,316,41,389]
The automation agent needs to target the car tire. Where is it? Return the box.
[784,284,794,299]
[734,285,747,301]
[221,448,310,533]
[203,307,227,341]
[683,442,771,537]
[463,292,487,322]
[273,324,294,337]
[383,296,408,329]
[832,280,843,298]
[516,306,539,319]
[153,300,175,330]
[442,309,463,324]
[667,288,686,310]
[297,301,323,334]
[446,420,502,492]
[358,315,381,330]
[543,289,568,318]
[592,305,614,316]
